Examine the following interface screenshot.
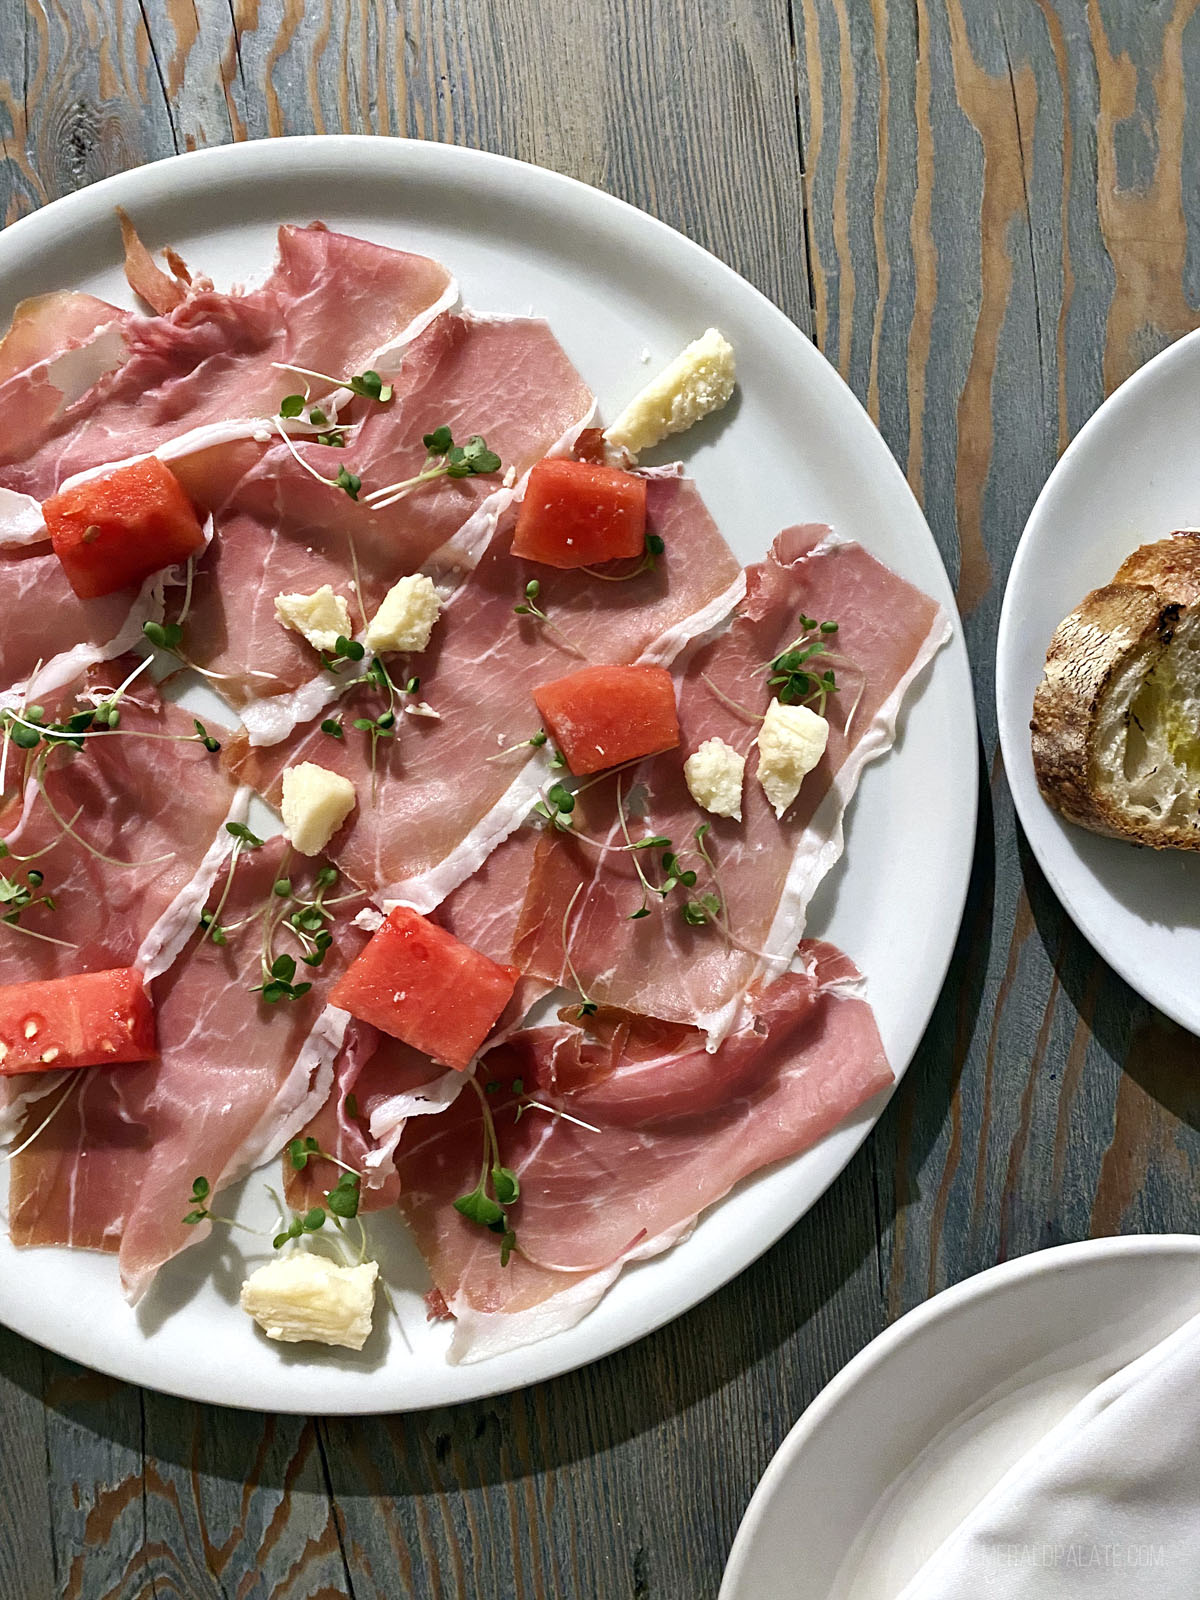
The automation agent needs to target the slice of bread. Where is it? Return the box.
[1031,531,1200,848]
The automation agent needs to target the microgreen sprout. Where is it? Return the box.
[454,1076,519,1267]
[253,951,313,1005]
[765,615,840,712]
[275,365,394,406]
[514,578,546,620]
[0,868,63,944]
[487,728,549,763]
[181,1174,260,1235]
[533,780,576,832]
[559,882,599,1018]
[614,779,698,918]
[362,427,502,510]
[199,824,261,945]
[512,579,587,656]
[349,655,402,802]
[681,821,726,928]
[142,620,183,653]
[581,530,666,582]
[320,634,366,675]
[279,397,348,448]
[192,718,221,754]
[321,718,344,740]
[272,1206,327,1250]
[240,859,343,991]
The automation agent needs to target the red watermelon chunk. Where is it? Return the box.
[532,663,681,776]
[0,968,157,1074]
[329,907,519,1071]
[511,457,646,568]
[43,456,207,599]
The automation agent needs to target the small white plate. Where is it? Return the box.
[720,1236,1200,1599]
[0,137,975,1410]
[997,332,1200,1033]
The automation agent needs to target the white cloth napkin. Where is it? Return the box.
[893,1308,1200,1597]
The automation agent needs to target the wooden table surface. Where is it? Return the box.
[2,2,1199,1596]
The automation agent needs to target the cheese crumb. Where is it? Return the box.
[365,573,442,654]
[281,762,357,856]
[604,328,736,457]
[273,585,353,653]
[684,737,745,820]
[240,1253,378,1349]
[756,700,829,818]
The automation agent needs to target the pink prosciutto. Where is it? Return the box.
[0,661,241,983]
[185,310,596,717]
[394,942,892,1361]
[7,840,369,1299]
[511,524,950,1039]
[0,225,455,501]
[0,548,161,699]
[0,293,131,502]
[228,474,743,907]
[284,1025,460,1214]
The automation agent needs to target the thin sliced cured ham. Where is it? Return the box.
[0,661,241,983]
[284,1026,460,1214]
[394,942,892,1361]
[185,311,596,720]
[0,225,456,501]
[228,475,743,908]
[7,840,370,1300]
[0,293,131,504]
[511,524,950,1040]
[0,548,162,701]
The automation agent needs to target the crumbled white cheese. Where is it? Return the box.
[240,1253,378,1349]
[365,573,442,654]
[273,585,353,653]
[403,700,440,719]
[756,700,829,818]
[252,427,272,444]
[684,737,745,820]
[281,762,357,856]
[604,328,736,457]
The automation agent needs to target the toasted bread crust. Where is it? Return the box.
[1112,529,1200,605]
[1031,583,1183,842]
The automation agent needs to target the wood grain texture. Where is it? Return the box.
[1,1,1199,1596]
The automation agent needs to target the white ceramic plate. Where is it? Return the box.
[997,332,1200,1033]
[0,137,975,1411]
[721,1235,1200,1599]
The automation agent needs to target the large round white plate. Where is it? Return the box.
[721,1236,1200,1599]
[997,332,1200,1033]
[0,137,975,1411]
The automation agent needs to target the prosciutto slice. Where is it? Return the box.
[185,311,596,719]
[0,225,456,500]
[0,661,240,983]
[228,475,743,908]
[284,1026,461,1214]
[511,525,950,1040]
[394,942,892,1361]
[7,840,371,1300]
[0,549,162,701]
[0,292,131,507]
